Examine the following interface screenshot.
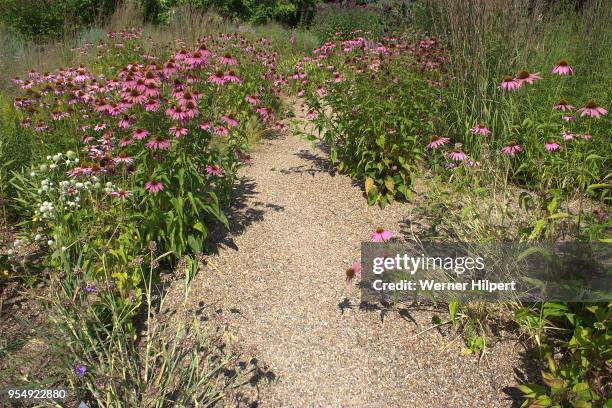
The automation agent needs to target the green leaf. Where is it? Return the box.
[365,177,375,193]
[448,299,460,321]
[529,219,547,239]
[384,177,395,193]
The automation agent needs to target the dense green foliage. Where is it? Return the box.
[0,0,119,38]
[296,35,445,207]
[140,0,317,26]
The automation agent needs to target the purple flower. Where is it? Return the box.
[74,364,87,378]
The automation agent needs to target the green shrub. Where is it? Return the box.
[0,94,31,218]
[310,3,384,42]
[0,0,120,39]
[140,0,317,26]
[297,35,445,207]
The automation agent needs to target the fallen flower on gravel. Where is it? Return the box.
[345,261,362,290]
[371,228,392,242]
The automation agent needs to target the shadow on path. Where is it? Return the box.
[205,176,284,254]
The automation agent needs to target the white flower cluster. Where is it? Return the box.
[30,151,78,177]
[37,200,55,219]
[8,237,30,255]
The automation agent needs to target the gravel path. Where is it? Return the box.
[171,103,528,407]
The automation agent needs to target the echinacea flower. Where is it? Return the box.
[470,124,491,136]
[214,126,229,136]
[221,115,239,127]
[562,114,575,122]
[146,136,171,151]
[245,95,259,106]
[219,53,238,66]
[427,135,450,149]
[371,227,392,242]
[515,70,541,85]
[132,128,148,140]
[145,180,164,193]
[577,101,608,118]
[208,71,226,85]
[74,364,87,378]
[551,59,574,75]
[579,133,592,140]
[501,140,522,156]
[111,189,131,200]
[205,165,223,176]
[199,122,213,132]
[169,126,188,138]
[113,151,134,165]
[223,70,241,83]
[553,98,575,111]
[119,138,133,148]
[544,140,561,152]
[345,261,361,290]
[448,149,467,161]
[499,75,521,91]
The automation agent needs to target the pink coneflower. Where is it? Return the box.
[174,48,189,61]
[119,137,133,148]
[579,133,592,140]
[165,105,187,122]
[205,165,223,176]
[221,115,239,127]
[169,126,188,138]
[145,180,164,193]
[245,95,259,106]
[183,101,199,119]
[544,140,561,152]
[132,128,148,140]
[199,122,213,132]
[256,107,271,120]
[223,70,241,83]
[163,60,178,77]
[426,135,450,149]
[111,189,131,200]
[113,151,134,165]
[515,70,541,85]
[501,140,522,156]
[345,261,361,290]
[562,114,576,122]
[208,71,226,85]
[371,227,392,242]
[470,123,491,136]
[186,51,208,68]
[219,53,238,66]
[551,59,574,75]
[234,149,252,165]
[144,98,160,112]
[499,75,521,91]
[94,123,107,132]
[214,126,229,136]
[553,98,575,111]
[118,115,134,128]
[448,149,468,161]
[561,130,574,140]
[146,136,171,151]
[577,101,608,118]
